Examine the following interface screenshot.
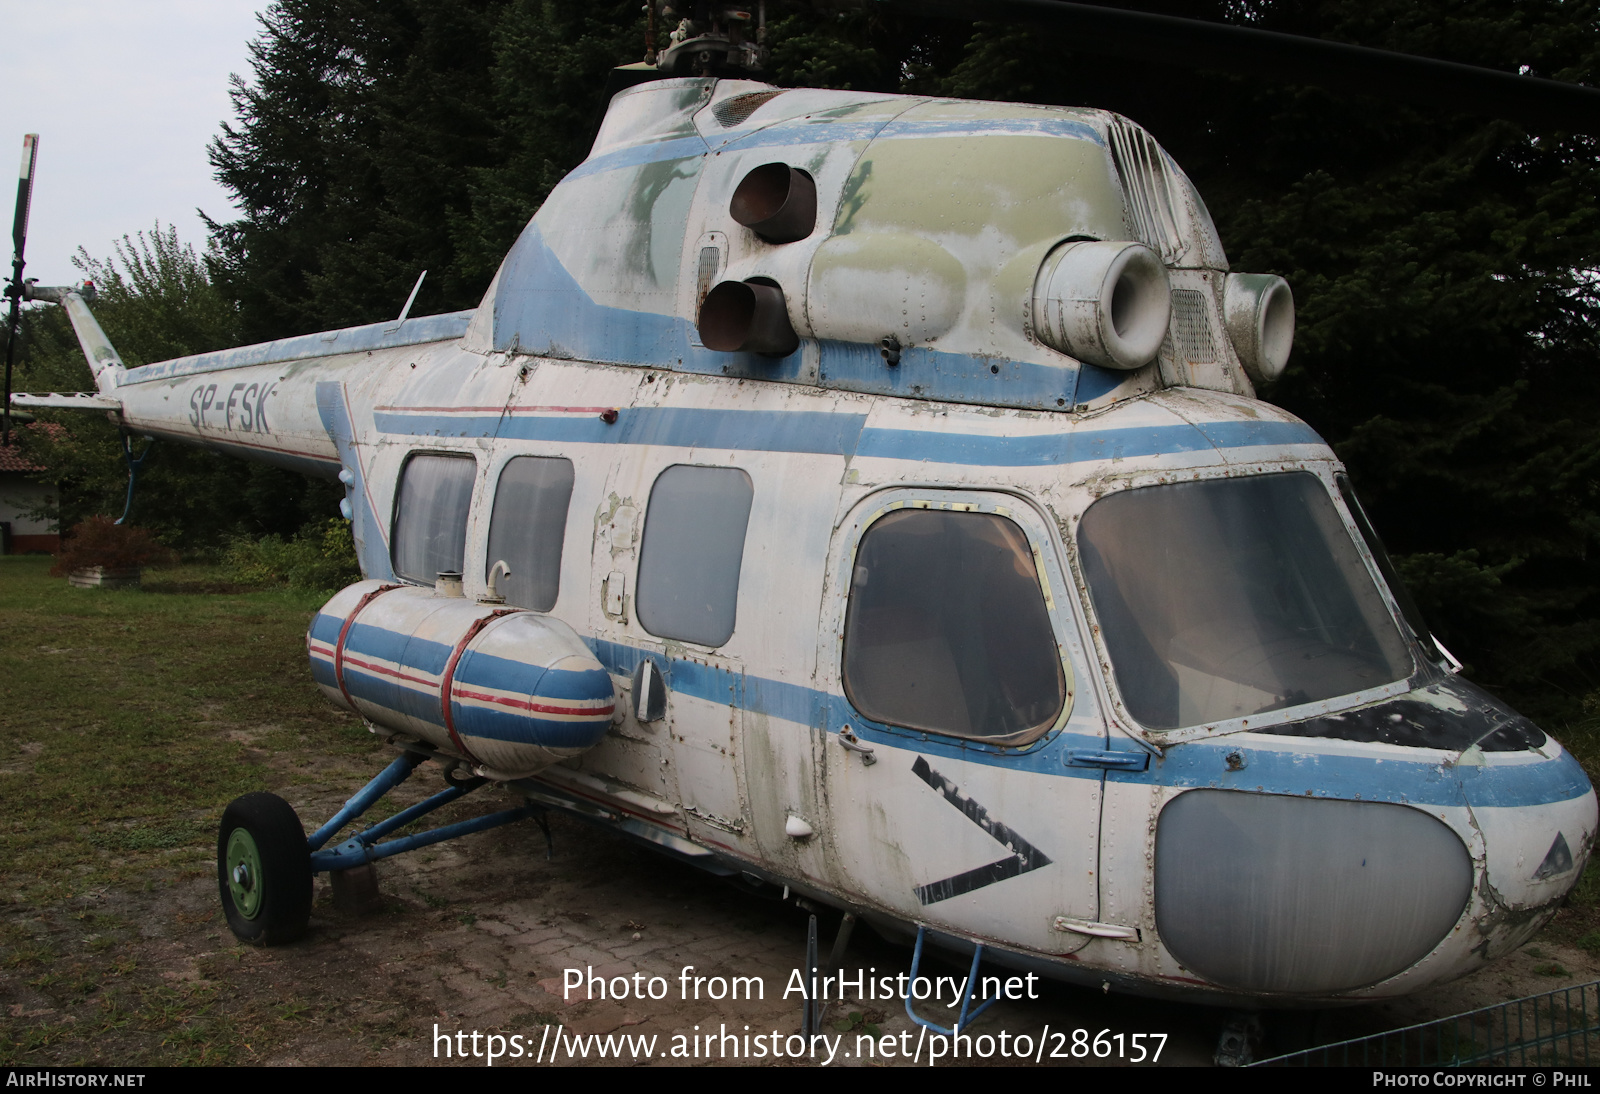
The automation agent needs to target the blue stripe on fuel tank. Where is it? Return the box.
[342,622,453,675]
[308,657,338,690]
[341,663,441,727]
[452,651,615,705]
[309,612,343,645]
[453,646,551,698]
[455,708,611,749]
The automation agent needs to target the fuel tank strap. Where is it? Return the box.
[439,608,520,766]
[332,583,402,710]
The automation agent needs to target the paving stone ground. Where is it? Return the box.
[5,761,1596,1068]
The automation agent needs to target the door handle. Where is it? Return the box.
[837,726,877,766]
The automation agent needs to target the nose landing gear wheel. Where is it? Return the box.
[217,792,312,944]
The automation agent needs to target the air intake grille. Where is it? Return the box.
[712,91,784,127]
[1170,289,1216,363]
[1107,118,1183,263]
[695,246,720,310]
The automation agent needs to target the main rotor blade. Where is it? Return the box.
[11,134,37,264]
[6,134,39,447]
[887,0,1600,132]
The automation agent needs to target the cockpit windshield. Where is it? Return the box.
[1078,472,1413,730]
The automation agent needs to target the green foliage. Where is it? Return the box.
[454,1,652,292]
[74,225,242,365]
[223,518,361,592]
[206,0,648,340]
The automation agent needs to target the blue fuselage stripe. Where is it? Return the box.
[374,406,1325,465]
[577,635,1587,809]
[316,615,1587,810]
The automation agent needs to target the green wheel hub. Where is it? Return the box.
[226,827,265,920]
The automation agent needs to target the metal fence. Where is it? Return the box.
[1253,980,1600,1067]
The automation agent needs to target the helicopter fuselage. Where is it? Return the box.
[68,77,1596,1007]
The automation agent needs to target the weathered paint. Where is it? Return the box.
[30,76,1596,1008]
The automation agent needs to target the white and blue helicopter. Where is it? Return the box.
[9,0,1600,1029]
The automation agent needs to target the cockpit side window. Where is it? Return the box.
[1078,472,1414,731]
[842,509,1067,744]
[636,464,754,648]
[1335,473,1442,664]
[391,452,475,586]
[485,456,574,611]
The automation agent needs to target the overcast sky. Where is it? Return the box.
[1,1,271,287]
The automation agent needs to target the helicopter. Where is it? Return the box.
[7,0,1600,1035]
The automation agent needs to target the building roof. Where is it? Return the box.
[0,422,62,474]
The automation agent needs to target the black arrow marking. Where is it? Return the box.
[910,755,1052,905]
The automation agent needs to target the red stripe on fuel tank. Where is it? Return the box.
[439,608,519,763]
[332,584,402,710]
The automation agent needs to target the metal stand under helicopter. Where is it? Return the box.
[218,743,552,944]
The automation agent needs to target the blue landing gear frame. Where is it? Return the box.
[903,925,1000,1035]
[308,751,543,874]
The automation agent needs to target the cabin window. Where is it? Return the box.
[636,464,754,647]
[485,456,575,611]
[391,453,475,585]
[842,509,1067,743]
[1077,471,1414,731]
[1335,473,1441,664]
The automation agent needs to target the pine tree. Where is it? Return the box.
[207,0,646,340]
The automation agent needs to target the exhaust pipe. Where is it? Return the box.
[730,163,817,245]
[698,279,800,357]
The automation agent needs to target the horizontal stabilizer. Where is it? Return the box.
[10,390,121,412]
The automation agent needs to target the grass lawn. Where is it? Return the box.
[0,556,377,1063]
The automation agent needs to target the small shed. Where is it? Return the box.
[0,428,58,554]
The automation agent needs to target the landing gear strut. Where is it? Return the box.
[216,749,543,944]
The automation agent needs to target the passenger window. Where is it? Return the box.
[636,465,754,647]
[843,509,1066,743]
[485,456,574,611]
[392,453,475,585]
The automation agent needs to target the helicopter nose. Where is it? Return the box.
[1149,731,1596,998]
[1459,747,1596,958]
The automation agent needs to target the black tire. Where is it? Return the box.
[217,792,312,945]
